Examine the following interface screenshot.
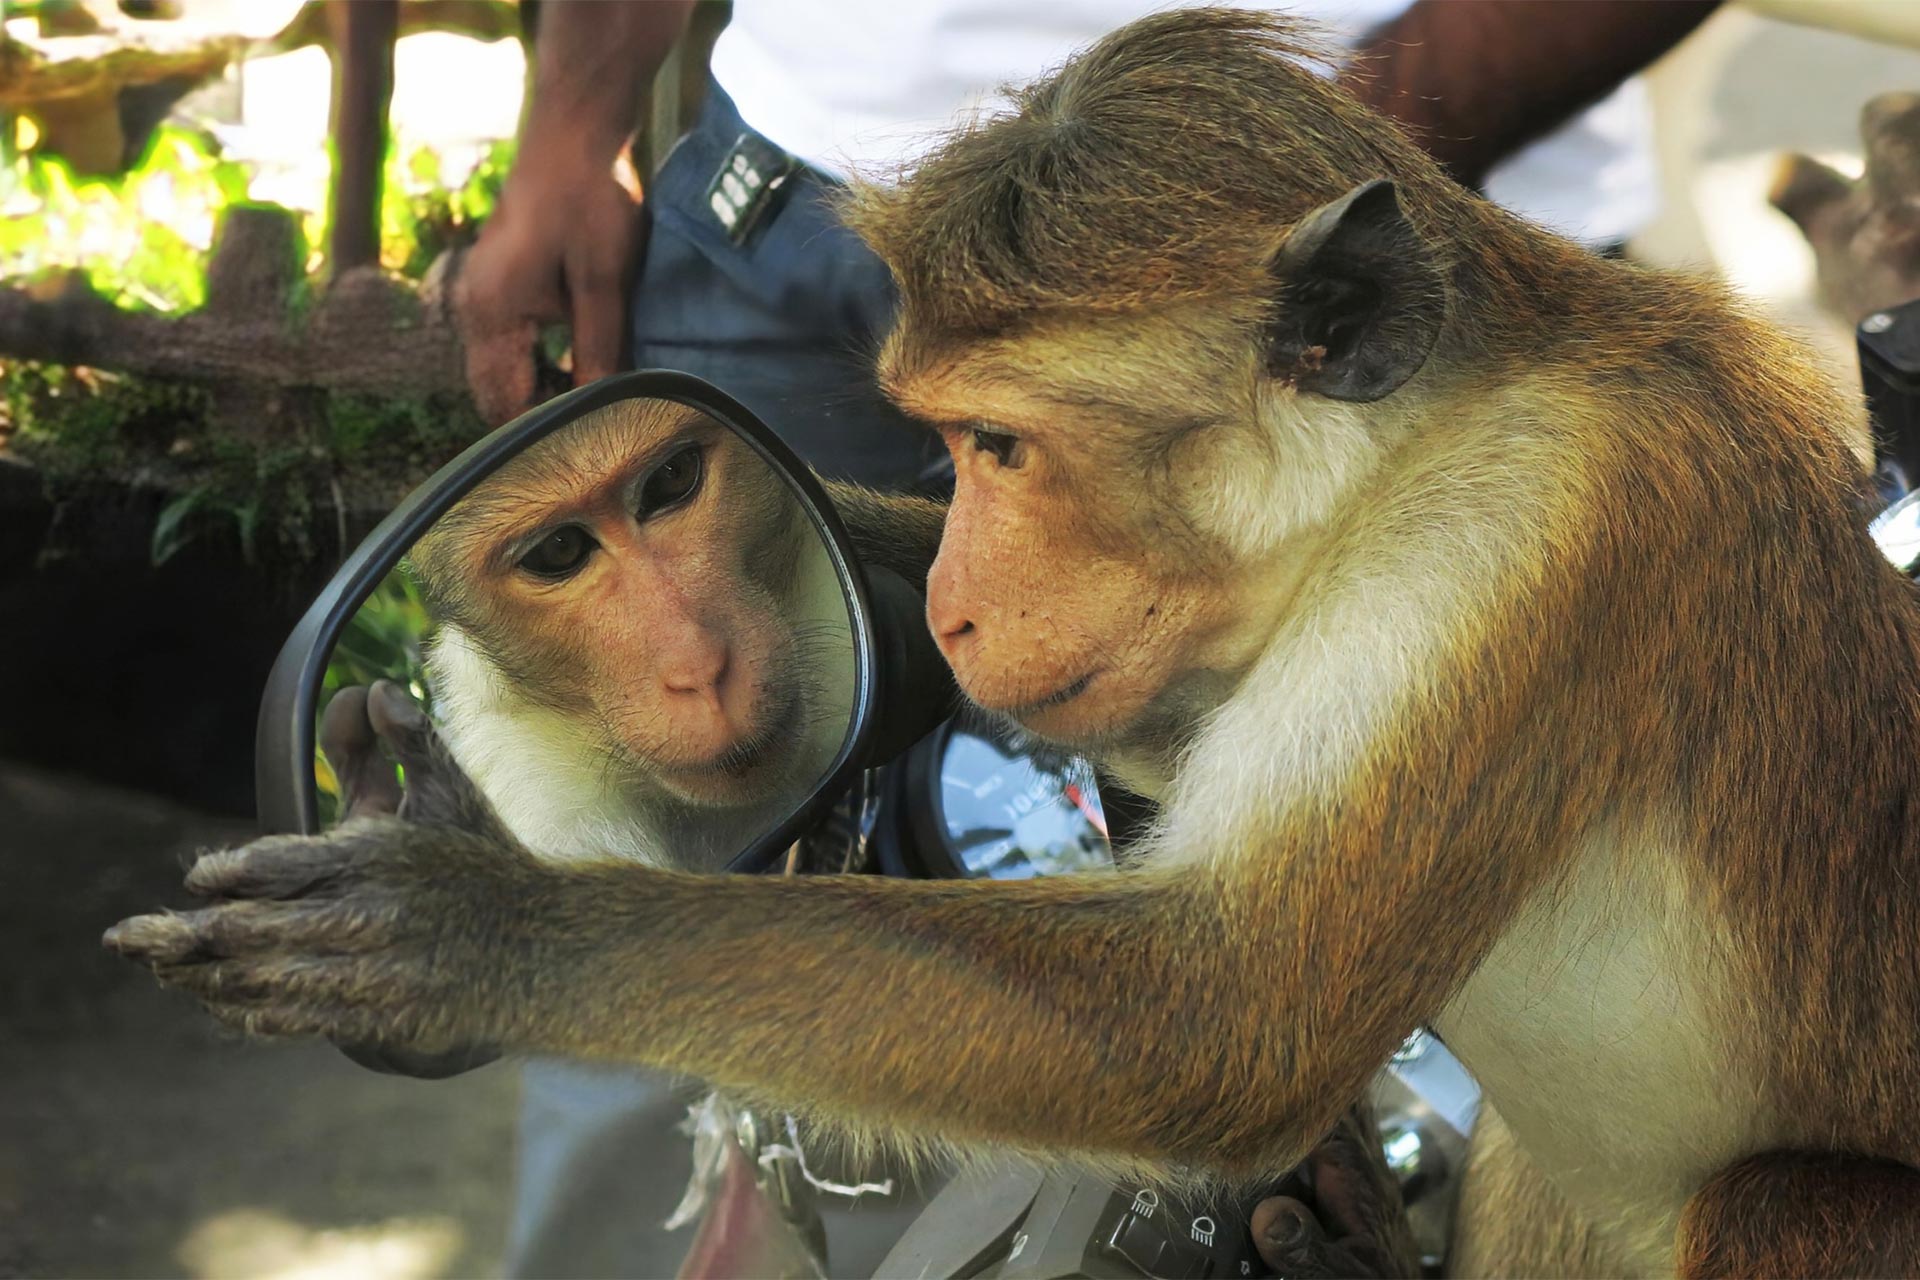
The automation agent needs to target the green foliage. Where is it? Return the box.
[326,569,436,702]
[382,139,514,279]
[0,125,250,312]
[2,362,212,465]
[0,124,514,308]
[321,391,488,491]
[144,440,315,566]
[1,124,508,571]
[2,359,484,568]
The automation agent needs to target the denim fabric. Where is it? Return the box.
[631,81,943,490]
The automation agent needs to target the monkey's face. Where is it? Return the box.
[890,315,1312,759]
[871,169,1446,766]
[418,405,818,808]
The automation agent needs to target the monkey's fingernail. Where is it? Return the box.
[1263,1209,1309,1250]
[369,680,427,727]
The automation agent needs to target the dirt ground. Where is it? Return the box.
[0,762,520,1279]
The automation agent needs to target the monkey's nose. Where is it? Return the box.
[661,641,731,699]
[929,603,977,651]
[926,556,980,653]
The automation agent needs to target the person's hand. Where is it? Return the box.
[1250,1105,1422,1278]
[1771,92,1920,328]
[455,152,645,426]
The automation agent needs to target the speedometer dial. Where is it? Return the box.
[934,722,1112,879]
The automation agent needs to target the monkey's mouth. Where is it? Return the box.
[710,719,782,776]
[1001,671,1096,720]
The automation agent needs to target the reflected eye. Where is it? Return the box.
[640,445,704,516]
[518,525,598,580]
[970,428,1024,469]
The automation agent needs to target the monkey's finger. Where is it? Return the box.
[1250,1196,1334,1276]
[366,680,436,770]
[203,997,384,1043]
[321,687,405,821]
[157,901,381,964]
[364,685,507,839]
[204,990,442,1049]
[1305,1126,1392,1240]
[103,911,198,964]
[107,905,272,965]
[152,953,364,1007]
[183,835,353,900]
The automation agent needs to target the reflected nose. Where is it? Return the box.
[660,637,730,704]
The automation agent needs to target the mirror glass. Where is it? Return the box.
[316,393,859,870]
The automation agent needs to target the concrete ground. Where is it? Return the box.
[0,763,518,1279]
[0,763,921,1280]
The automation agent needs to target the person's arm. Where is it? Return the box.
[456,1,697,425]
[1339,0,1720,190]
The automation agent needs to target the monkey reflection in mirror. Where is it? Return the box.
[368,396,858,869]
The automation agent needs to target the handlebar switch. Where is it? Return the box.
[1096,1203,1212,1278]
[1858,296,1920,499]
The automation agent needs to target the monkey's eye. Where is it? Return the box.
[970,428,1025,469]
[639,445,704,516]
[518,524,598,580]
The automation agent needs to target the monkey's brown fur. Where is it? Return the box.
[110,11,1919,1275]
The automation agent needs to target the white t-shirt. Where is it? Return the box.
[708,0,1658,248]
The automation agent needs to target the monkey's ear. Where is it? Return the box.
[1264,179,1444,403]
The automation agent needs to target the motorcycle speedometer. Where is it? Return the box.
[900,716,1114,879]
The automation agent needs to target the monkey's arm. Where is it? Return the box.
[821,479,948,591]
[106,620,1579,1182]
[1676,1150,1920,1277]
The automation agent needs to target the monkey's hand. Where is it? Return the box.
[103,687,565,1053]
[1251,1103,1422,1279]
[321,679,514,840]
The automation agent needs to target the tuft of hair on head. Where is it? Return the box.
[838,6,1472,342]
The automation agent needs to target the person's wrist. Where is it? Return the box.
[519,104,636,177]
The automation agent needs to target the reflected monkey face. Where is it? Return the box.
[412,399,817,807]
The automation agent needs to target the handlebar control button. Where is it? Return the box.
[1100,1211,1211,1277]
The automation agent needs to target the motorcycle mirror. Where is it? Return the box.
[255,371,885,874]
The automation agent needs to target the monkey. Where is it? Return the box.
[384,393,858,867]
[106,8,1920,1275]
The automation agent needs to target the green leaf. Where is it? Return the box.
[151,488,208,566]
[230,495,262,564]
[406,145,442,188]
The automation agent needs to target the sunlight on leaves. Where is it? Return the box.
[0,124,512,310]
[0,125,247,311]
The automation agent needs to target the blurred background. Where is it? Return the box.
[4,2,1920,1277]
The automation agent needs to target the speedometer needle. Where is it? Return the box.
[1062,783,1107,838]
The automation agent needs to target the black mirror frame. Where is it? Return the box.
[255,370,881,874]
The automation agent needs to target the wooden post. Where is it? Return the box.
[323,0,399,274]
